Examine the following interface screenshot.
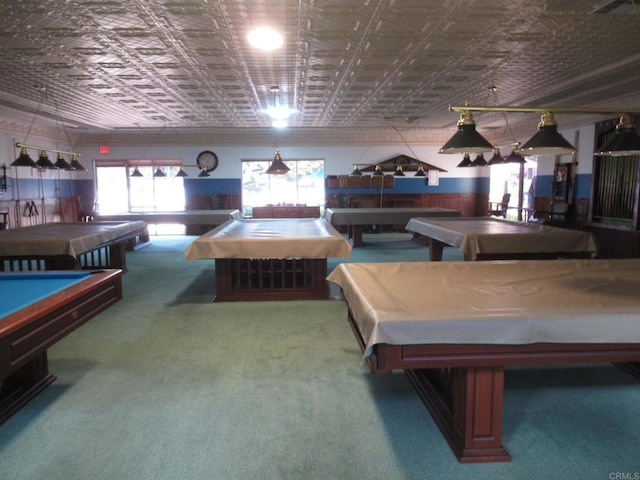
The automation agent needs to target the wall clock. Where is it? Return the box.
[197,151,219,172]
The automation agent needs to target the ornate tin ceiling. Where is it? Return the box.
[0,0,639,144]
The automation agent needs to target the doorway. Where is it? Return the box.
[489,159,537,221]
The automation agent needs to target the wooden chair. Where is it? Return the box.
[488,193,510,217]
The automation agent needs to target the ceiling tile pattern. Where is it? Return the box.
[0,0,639,144]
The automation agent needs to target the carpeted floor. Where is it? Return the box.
[1,233,639,479]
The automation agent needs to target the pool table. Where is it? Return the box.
[405,216,597,261]
[327,260,640,463]
[185,218,351,301]
[93,209,242,235]
[0,270,122,425]
[0,221,148,272]
[325,207,462,247]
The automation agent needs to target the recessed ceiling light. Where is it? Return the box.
[248,27,283,50]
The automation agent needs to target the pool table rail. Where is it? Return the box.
[0,269,123,425]
[346,307,640,463]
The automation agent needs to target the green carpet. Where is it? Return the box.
[0,234,638,479]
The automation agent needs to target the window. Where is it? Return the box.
[95,162,185,214]
[241,159,325,216]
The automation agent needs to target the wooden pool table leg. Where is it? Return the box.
[405,366,511,463]
[427,238,445,261]
[0,351,55,426]
[350,225,363,247]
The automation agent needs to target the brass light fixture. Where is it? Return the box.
[444,104,640,157]
[487,148,505,165]
[55,153,73,170]
[265,148,290,175]
[12,143,83,169]
[265,89,290,175]
[456,153,472,167]
[439,110,495,154]
[36,150,56,169]
[394,166,405,176]
[503,145,526,164]
[11,146,37,167]
[414,166,426,177]
[372,165,385,176]
[69,154,87,171]
[595,114,640,156]
[470,153,488,167]
[520,112,577,155]
[350,164,363,176]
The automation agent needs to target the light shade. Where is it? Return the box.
[595,114,640,156]
[350,164,363,176]
[503,145,526,164]
[456,153,472,167]
[36,150,56,169]
[470,152,488,167]
[197,169,211,178]
[439,111,494,154]
[176,167,188,177]
[520,112,577,155]
[55,152,73,170]
[414,166,426,177]
[487,148,505,165]
[153,167,166,177]
[12,147,37,167]
[372,165,385,176]
[130,167,143,177]
[393,166,405,176]
[70,154,87,171]
[265,149,290,174]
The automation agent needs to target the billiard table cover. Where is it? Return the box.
[405,217,598,261]
[185,218,352,259]
[326,259,640,356]
[0,221,147,257]
[325,207,462,226]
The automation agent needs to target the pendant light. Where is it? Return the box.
[69,154,87,171]
[36,150,56,169]
[595,114,640,156]
[503,145,526,164]
[439,110,494,154]
[350,164,363,176]
[456,153,472,167]
[55,152,73,170]
[487,148,505,165]
[520,112,577,155]
[470,153,488,167]
[11,146,37,167]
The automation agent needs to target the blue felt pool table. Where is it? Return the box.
[0,270,122,425]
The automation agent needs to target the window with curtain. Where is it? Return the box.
[241,159,325,216]
[591,117,640,229]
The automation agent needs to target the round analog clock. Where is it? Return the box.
[197,150,219,172]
